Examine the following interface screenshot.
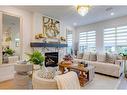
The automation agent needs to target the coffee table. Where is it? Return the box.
[59,63,95,87]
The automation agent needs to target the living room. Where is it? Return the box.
[0,1,127,94]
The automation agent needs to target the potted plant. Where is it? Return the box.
[4,48,15,56]
[119,52,127,60]
[27,51,45,70]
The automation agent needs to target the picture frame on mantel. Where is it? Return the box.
[43,16,60,39]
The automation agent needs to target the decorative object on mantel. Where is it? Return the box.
[35,33,46,42]
[60,36,66,42]
[43,16,60,38]
[26,51,45,70]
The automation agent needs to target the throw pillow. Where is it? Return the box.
[89,52,97,61]
[97,53,106,62]
[83,52,90,60]
[77,53,83,59]
[106,53,117,64]
[116,55,122,60]
[38,70,54,79]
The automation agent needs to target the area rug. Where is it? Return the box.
[82,74,122,90]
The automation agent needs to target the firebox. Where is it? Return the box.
[45,52,58,67]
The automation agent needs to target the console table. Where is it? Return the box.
[59,63,95,87]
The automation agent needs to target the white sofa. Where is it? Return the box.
[74,52,124,77]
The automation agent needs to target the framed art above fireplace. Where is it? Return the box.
[43,16,60,38]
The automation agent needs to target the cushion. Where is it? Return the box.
[89,52,97,61]
[38,69,54,79]
[97,53,106,62]
[83,52,90,60]
[106,53,117,64]
[116,55,122,60]
[77,53,83,59]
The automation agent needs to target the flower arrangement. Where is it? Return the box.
[60,36,66,41]
[63,54,73,61]
[62,54,73,65]
[119,52,127,60]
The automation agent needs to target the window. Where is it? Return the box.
[79,31,96,52]
[104,28,116,52]
[66,31,73,54]
[104,26,127,53]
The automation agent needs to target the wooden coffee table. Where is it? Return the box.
[59,63,95,87]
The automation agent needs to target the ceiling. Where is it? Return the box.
[16,6,127,27]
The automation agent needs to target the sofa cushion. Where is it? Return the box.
[77,52,83,59]
[97,53,106,62]
[90,52,97,61]
[83,52,90,60]
[106,53,117,64]
[116,55,123,60]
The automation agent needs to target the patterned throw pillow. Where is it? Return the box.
[38,70,54,79]
[97,53,106,62]
[89,52,97,61]
[106,53,117,64]
[83,52,90,60]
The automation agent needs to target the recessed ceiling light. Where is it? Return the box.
[73,23,77,26]
[111,12,114,16]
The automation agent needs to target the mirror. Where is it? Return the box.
[2,14,21,64]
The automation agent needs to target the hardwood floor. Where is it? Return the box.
[0,80,15,89]
[0,76,127,89]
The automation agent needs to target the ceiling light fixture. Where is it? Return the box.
[73,22,77,26]
[76,5,90,16]
[110,12,114,16]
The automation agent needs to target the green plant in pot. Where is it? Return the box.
[119,51,127,78]
[4,48,15,56]
[119,52,127,60]
[27,51,45,70]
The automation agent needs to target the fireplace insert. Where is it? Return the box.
[45,52,58,67]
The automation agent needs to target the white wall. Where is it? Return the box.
[75,15,127,53]
[0,12,2,64]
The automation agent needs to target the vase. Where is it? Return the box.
[40,64,48,72]
[33,64,40,70]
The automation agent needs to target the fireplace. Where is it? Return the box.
[45,52,58,67]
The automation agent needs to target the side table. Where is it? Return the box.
[14,63,33,89]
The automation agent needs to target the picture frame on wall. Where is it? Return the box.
[43,16,60,38]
